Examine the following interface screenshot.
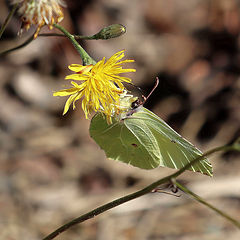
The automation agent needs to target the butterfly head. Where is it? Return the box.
[113,91,141,120]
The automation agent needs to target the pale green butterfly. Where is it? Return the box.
[89,79,212,176]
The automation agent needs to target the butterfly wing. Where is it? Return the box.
[125,107,212,176]
[89,113,161,169]
[90,108,213,176]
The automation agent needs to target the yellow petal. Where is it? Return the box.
[63,92,78,115]
[71,81,85,90]
[73,92,83,109]
[53,88,79,96]
[68,64,93,73]
[65,74,89,81]
[117,59,135,65]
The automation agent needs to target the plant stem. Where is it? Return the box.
[53,24,96,65]
[0,32,91,56]
[0,3,18,39]
[39,33,96,40]
[174,180,240,228]
[42,143,240,240]
[0,33,35,56]
[0,29,101,56]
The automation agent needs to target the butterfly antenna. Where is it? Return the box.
[126,77,159,109]
[142,77,159,104]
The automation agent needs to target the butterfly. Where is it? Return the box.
[89,78,212,176]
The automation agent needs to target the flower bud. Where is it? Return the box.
[93,24,126,40]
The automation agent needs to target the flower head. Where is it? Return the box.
[13,0,66,38]
[53,50,136,123]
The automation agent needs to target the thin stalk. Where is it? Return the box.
[53,24,96,65]
[0,33,34,56]
[0,3,18,39]
[42,143,240,240]
[39,33,97,40]
[174,180,240,228]
[0,31,97,56]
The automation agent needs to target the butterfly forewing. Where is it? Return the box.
[125,107,212,176]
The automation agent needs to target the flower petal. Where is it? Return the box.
[65,74,89,81]
[68,64,93,73]
[63,92,78,115]
[53,87,79,96]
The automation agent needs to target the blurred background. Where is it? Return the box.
[0,0,240,239]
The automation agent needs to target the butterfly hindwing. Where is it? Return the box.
[89,113,160,169]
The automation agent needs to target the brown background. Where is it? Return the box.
[0,0,240,239]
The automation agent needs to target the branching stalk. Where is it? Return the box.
[0,26,117,56]
[0,26,96,61]
[38,33,100,40]
[0,33,35,56]
[173,180,240,228]
[42,142,240,240]
[53,24,96,65]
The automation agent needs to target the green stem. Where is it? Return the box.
[174,180,240,228]
[0,32,91,56]
[42,143,240,240]
[53,24,96,65]
[39,23,126,40]
[39,33,96,40]
[0,3,18,39]
[0,33,34,56]
[0,23,124,56]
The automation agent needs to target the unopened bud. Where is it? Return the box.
[93,24,126,40]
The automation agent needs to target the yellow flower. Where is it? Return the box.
[13,0,66,38]
[53,50,136,123]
